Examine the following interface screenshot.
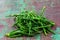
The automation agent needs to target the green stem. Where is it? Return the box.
[40,6,46,16]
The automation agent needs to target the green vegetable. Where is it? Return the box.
[6,6,55,38]
[6,30,23,38]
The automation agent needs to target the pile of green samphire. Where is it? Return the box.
[6,6,55,38]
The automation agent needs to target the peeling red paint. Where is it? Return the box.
[30,37,36,40]
[0,25,4,32]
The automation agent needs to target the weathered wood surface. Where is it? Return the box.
[0,0,60,40]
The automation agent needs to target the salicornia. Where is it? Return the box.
[6,6,55,38]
